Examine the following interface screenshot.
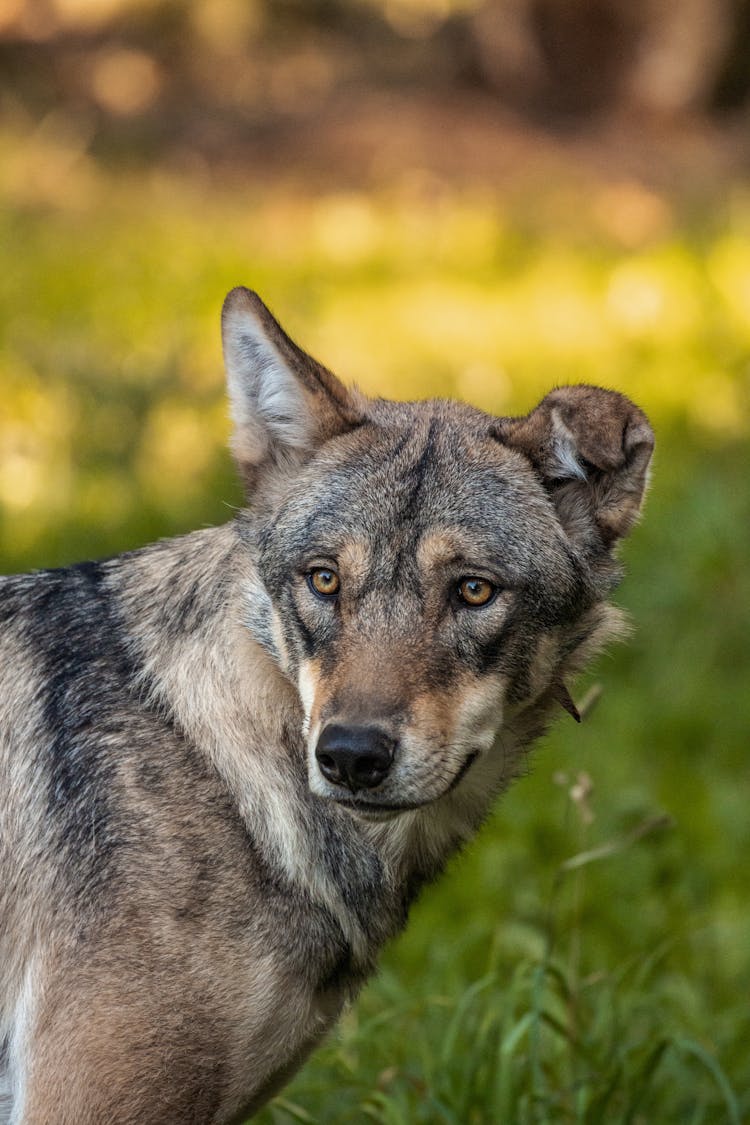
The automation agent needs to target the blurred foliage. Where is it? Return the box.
[2,154,749,1116]
[2,162,750,567]
[2,0,750,179]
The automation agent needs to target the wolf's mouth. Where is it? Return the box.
[447,750,479,791]
[334,797,424,816]
[329,750,481,818]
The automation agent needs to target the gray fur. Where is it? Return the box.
[0,287,653,1123]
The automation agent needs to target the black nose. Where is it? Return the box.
[315,724,395,791]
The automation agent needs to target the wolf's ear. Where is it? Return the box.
[497,385,654,550]
[221,287,364,493]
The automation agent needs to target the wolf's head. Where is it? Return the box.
[222,288,653,819]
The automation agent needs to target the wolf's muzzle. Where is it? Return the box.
[315,724,395,792]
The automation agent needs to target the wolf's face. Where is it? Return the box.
[223,289,653,816]
[255,405,590,814]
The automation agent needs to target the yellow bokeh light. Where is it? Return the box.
[607,264,666,332]
[709,235,750,336]
[313,195,381,265]
[90,48,161,116]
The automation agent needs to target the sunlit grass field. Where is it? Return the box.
[1,160,749,1121]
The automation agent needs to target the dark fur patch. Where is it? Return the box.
[25,561,137,905]
[398,417,437,525]
[317,816,385,941]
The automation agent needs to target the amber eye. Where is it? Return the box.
[308,568,341,598]
[457,577,496,607]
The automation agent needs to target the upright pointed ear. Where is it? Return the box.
[221,287,364,494]
[496,385,654,550]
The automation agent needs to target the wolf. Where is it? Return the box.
[0,287,653,1124]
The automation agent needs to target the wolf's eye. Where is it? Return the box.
[308,568,340,598]
[456,577,496,607]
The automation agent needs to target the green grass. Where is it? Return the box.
[1,160,748,1121]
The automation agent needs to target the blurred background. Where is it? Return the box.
[1,1,749,1120]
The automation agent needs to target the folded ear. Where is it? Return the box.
[496,385,654,550]
[221,287,364,494]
